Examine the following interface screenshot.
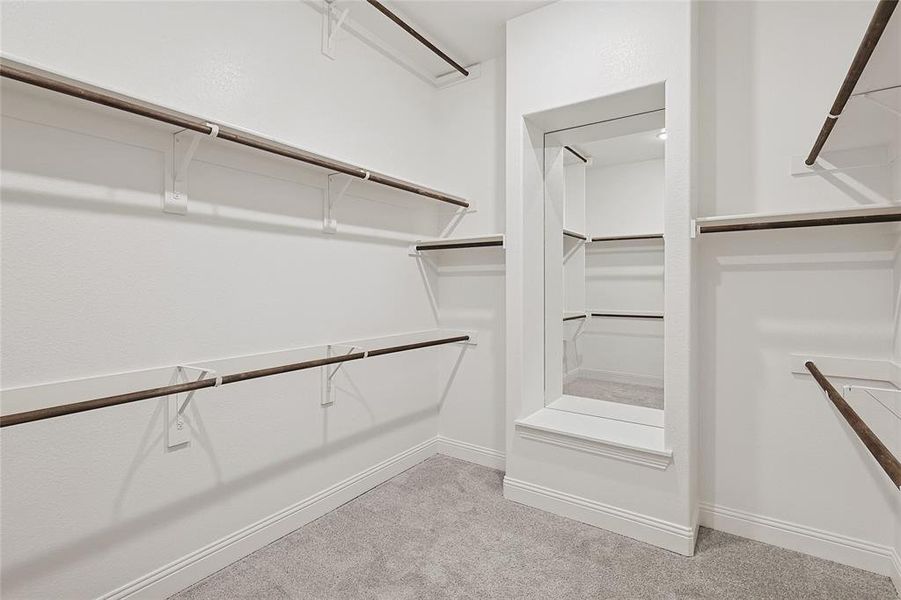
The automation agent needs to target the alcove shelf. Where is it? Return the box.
[413,234,505,251]
[515,406,672,470]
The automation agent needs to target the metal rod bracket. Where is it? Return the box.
[168,364,219,448]
[164,124,220,215]
[322,0,351,60]
[325,172,363,233]
[321,344,364,405]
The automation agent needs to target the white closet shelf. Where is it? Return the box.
[0,57,469,213]
[0,328,477,428]
[413,234,505,251]
[694,205,901,234]
[515,406,672,470]
[803,0,898,166]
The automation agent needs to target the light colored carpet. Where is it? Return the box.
[564,377,664,410]
[171,456,895,600]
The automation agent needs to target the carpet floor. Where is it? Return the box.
[171,455,895,600]
[563,378,664,410]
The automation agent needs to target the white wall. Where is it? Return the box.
[698,0,901,577]
[0,2,503,597]
[563,163,587,315]
[505,0,698,554]
[579,159,665,383]
[433,58,507,462]
[587,159,664,237]
[894,243,901,591]
[563,164,587,377]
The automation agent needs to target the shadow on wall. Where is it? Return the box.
[1,110,464,246]
[699,225,898,515]
[698,1,897,215]
[2,403,437,594]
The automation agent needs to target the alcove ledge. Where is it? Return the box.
[514,406,673,470]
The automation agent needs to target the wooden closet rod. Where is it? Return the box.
[563,314,587,322]
[805,0,898,165]
[563,230,588,241]
[591,234,664,242]
[805,361,901,488]
[564,145,588,163]
[415,240,503,250]
[0,57,469,209]
[590,312,664,320]
[0,335,469,428]
[698,212,901,233]
[366,0,469,77]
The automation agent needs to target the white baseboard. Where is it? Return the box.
[436,435,505,470]
[699,502,897,578]
[503,476,695,556]
[103,435,502,599]
[891,549,901,597]
[103,437,440,600]
[573,367,663,388]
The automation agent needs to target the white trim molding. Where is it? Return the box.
[99,435,503,599]
[504,477,696,556]
[516,428,671,470]
[436,436,506,470]
[699,502,898,579]
[890,548,901,596]
[515,409,672,470]
[101,438,440,600]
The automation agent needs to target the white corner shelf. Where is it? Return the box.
[515,406,672,470]
[412,234,505,252]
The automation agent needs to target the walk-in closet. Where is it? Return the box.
[1,1,900,598]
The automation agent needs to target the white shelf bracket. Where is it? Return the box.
[324,172,362,233]
[164,124,220,215]
[789,143,893,177]
[563,240,584,262]
[572,314,589,337]
[322,0,350,60]
[843,384,901,421]
[167,364,221,448]
[321,344,365,405]
[858,92,901,119]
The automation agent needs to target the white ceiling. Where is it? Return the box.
[335,0,553,77]
[565,129,666,168]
